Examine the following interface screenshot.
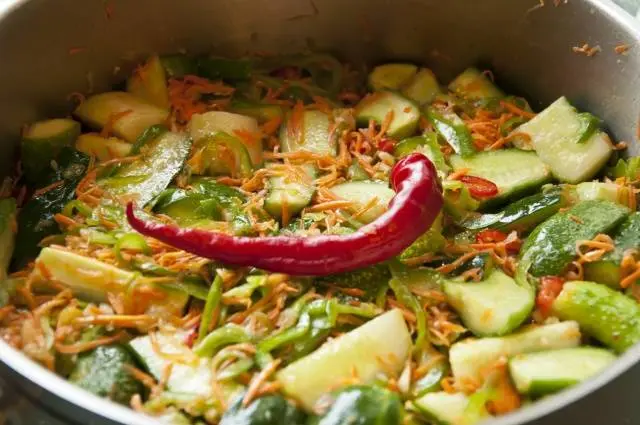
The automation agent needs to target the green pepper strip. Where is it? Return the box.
[389,261,428,354]
[197,274,223,344]
[113,233,151,263]
[193,324,251,357]
[62,200,93,218]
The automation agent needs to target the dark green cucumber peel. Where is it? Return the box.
[584,212,640,287]
[520,200,629,277]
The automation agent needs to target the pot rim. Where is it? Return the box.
[0,0,638,424]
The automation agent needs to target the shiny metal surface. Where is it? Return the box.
[0,0,638,424]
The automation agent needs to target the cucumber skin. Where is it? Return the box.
[508,347,616,396]
[461,189,565,233]
[449,149,552,208]
[521,200,629,277]
[553,281,640,353]
[21,119,81,184]
[584,212,640,287]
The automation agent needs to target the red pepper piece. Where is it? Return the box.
[126,153,443,276]
[476,229,522,254]
[536,276,565,316]
[458,175,499,199]
[377,138,396,153]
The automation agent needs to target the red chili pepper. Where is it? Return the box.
[536,276,565,316]
[476,229,522,254]
[377,138,396,153]
[458,175,499,199]
[126,153,443,276]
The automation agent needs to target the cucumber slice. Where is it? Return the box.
[584,212,640,287]
[509,347,616,396]
[276,309,412,410]
[444,269,534,337]
[228,101,284,124]
[426,107,475,158]
[129,332,242,400]
[100,131,191,206]
[521,200,629,277]
[576,182,622,204]
[75,133,132,161]
[449,149,552,207]
[189,132,254,178]
[190,111,262,167]
[402,68,441,105]
[21,118,81,183]
[264,164,316,220]
[553,281,640,353]
[280,109,337,156]
[34,247,188,316]
[512,97,613,183]
[355,91,420,139]
[368,63,417,91]
[330,181,395,224]
[74,92,169,142]
[127,55,170,108]
[461,188,565,233]
[449,321,581,384]
[448,67,504,100]
[413,392,471,425]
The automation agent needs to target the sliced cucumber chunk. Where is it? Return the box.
[100,131,191,206]
[402,68,441,105]
[448,67,504,100]
[33,247,188,316]
[461,188,565,233]
[264,164,316,220]
[521,200,629,277]
[75,133,132,161]
[449,321,581,384]
[584,212,640,287]
[330,181,395,224]
[413,392,471,425]
[130,332,242,400]
[355,91,420,139]
[444,269,534,337]
[449,149,552,207]
[368,63,417,91]
[576,182,623,204]
[21,118,81,183]
[553,281,640,353]
[127,55,170,109]
[189,132,253,178]
[74,92,169,142]
[512,97,612,183]
[280,109,336,156]
[190,111,262,167]
[276,309,412,410]
[509,347,616,396]
[426,107,475,158]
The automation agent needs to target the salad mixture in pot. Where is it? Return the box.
[0,53,638,425]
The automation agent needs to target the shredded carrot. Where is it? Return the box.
[572,43,601,57]
[261,116,283,136]
[55,331,126,354]
[242,359,281,407]
[124,364,157,389]
[615,43,630,55]
[500,101,536,119]
[33,180,64,197]
[68,47,87,56]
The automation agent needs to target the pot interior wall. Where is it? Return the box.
[0,0,638,177]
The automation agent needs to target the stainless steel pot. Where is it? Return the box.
[0,0,638,424]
